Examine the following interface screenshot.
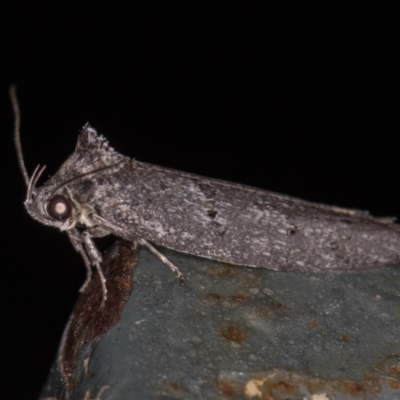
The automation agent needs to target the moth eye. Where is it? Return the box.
[47,195,72,220]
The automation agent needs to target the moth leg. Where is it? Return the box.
[67,229,93,293]
[138,238,185,285]
[81,231,108,304]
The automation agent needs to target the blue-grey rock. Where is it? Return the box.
[40,240,400,400]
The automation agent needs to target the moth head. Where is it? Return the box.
[24,169,79,230]
[20,126,128,231]
[10,86,128,232]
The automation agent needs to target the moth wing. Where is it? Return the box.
[111,163,400,271]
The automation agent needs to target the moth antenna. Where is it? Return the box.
[27,164,46,199]
[27,164,41,199]
[9,85,30,187]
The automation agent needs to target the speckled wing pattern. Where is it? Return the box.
[62,127,400,273]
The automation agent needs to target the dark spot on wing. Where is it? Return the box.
[94,205,102,215]
[207,210,217,219]
[217,228,227,237]
[80,179,94,193]
[329,240,339,250]
[287,224,299,235]
[94,177,106,186]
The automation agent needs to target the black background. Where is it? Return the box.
[1,3,399,399]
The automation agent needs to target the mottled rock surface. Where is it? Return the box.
[40,240,400,400]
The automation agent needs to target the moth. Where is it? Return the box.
[11,87,400,304]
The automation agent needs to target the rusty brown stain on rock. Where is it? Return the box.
[205,263,240,280]
[155,382,183,397]
[217,369,400,399]
[311,319,319,328]
[167,383,180,391]
[159,382,182,396]
[341,380,368,395]
[390,364,400,377]
[341,334,350,342]
[59,240,138,389]
[232,293,247,302]
[202,292,223,305]
[202,292,247,306]
[388,380,400,389]
[221,326,247,344]
[378,355,400,380]
[217,380,241,396]
[260,379,297,396]
[256,306,271,318]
